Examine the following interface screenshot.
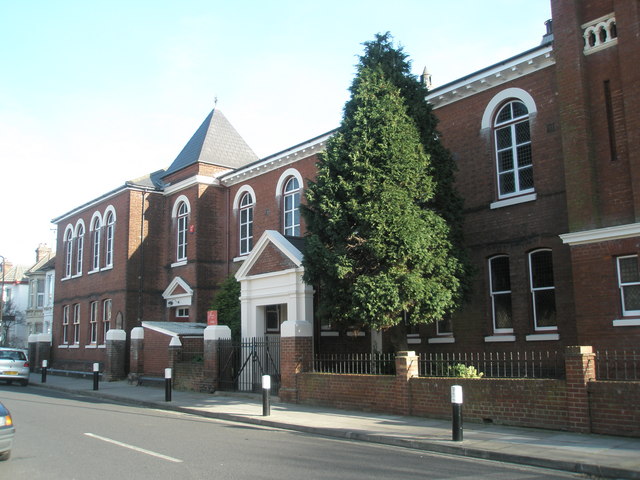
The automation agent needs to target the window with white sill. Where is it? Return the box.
[494,101,534,199]
[529,249,557,331]
[617,255,640,317]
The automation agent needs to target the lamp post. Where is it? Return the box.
[0,255,5,343]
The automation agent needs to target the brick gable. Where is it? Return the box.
[247,242,297,277]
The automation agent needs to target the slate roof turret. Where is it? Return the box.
[163,108,258,178]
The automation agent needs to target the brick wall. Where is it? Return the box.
[227,153,319,260]
[569,237,640,349]
[141,329,171,376]
[589,380,640,437]
[429,61,577,352]
[410,377,568,430]
[174,361,214,392]
[291,347,640,437]
[297,374,569,429]
[247,243,296,276]
[297,374,402,414]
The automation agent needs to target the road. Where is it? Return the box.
[0,384,588,479]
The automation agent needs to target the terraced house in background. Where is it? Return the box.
[49,0,639,374]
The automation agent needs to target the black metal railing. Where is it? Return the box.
[314,353,396,375]
[419,351,565,379]
[217,337,280,394]
[596,350,640,380]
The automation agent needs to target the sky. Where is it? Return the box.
[0,0,551,266]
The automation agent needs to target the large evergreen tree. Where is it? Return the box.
[302,59,465,332]
[354,33,469,280]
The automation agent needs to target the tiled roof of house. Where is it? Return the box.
[31,256,56,273]
[3,264,29,283]
[25,253,55,276]
[163,109,258,178]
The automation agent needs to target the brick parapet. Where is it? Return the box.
[279,336,313,402]
[564,345,596,433]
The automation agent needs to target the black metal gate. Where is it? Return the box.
[217,337,280,394]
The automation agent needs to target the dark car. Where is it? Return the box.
[0,401,14,460]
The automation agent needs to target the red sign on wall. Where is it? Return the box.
[207,310,218,326]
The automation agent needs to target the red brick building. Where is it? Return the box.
[51,0,639,372]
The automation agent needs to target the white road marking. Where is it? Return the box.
[84,433,183,463]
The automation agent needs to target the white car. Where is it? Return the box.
[0,401,14,460]
[0,348,30,386]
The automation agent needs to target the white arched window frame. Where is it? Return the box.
[63,225,74,279]
[74,220,85,276]
[494,100,534,199]
[283,178,301,236]
[233,186,256,257]
[90,212,102,272]
[483,89,538,208]
[104,207,116,269]
[239,192,254,255]
[276,169,303,237]
[172,196,191,263]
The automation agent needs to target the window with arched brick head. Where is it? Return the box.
[176,201,188,261]
[239,192,254,255]
[494,100,533,198]
[75,222,84,275]
[283,177,301,237]
[64,228,73,278]
[104,210,115,268]
[90,215,101,271]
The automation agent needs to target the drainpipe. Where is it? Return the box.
[0,255,5,338]
[226,186,230,276]
[137,190,146,326]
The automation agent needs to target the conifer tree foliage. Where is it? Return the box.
[354,33,469,278]
[210,275,241,340]
[302,56,465,331]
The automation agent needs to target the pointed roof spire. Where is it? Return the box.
[420,66,432,90]
[163,108,258,178]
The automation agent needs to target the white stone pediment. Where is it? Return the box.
[235,230,303,281]
[162,276,193,307]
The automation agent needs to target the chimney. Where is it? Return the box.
[1,260,12,276]
[35,244,52,263]
[541,19,554,44]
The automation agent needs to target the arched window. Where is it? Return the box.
[64,227,73,278]
[90,215,101,271]
[283,177,301,236]
[104,210,115,268]
[75,223,85,275]
[239,192,254,255]
[494,100,533,198]
[176,201,189,261]
[529,249,556,330]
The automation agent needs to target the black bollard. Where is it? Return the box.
[451,385,463,442]
[41,360,48,383]
[165,368,172,402]
[262,375,271,416]
[93,363,100,391]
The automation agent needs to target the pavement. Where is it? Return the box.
[26,372,640,480]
